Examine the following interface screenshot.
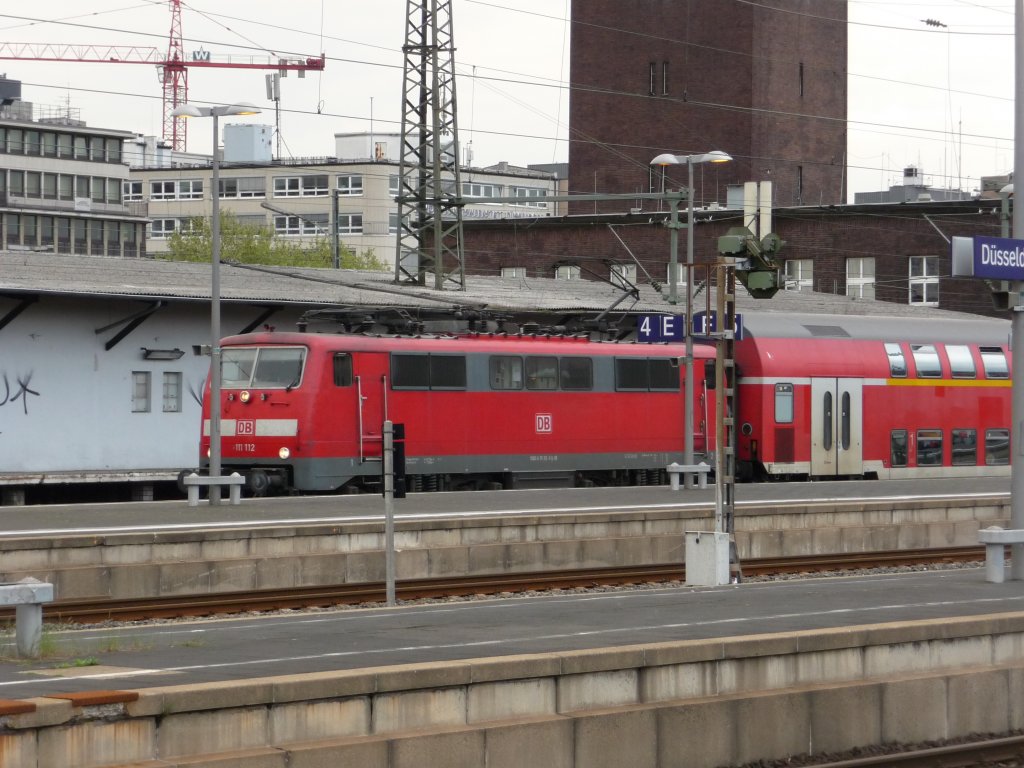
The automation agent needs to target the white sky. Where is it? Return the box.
[0,1,1015,202]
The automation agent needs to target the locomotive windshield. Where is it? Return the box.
[222,346,306,389]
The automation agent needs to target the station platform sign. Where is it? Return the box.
[952,235,1024,281]
[636,312,744,342]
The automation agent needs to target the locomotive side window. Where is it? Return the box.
[490,356,523,390]
[333,354,353,387]
[525,356,558,390]
[946,345,976,378]
[890,430,908,467]
[980,347,1009,379]
[560,357,593,390]
[252,347,306,388]
[884,343,907,377]
[951,428,977,466]
[916,429,943,465]
[986,429,1010,465]
[222,348,257,387]
[430,355,467,389]
[392,354,466,390]
[910,344,941,378]
[774,383,794,423]
[649,359,680,390]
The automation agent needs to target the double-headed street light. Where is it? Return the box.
[171,102,262,504]
[650,150,733,484]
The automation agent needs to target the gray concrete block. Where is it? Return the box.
[269,697,371,743]
[427,546,470,578]
[657,699,736,768]
[575,707,657,768]
[468,677,556,722]
[948,669,1009,735]
[1009,666,1024,730]
[372,687,467,732]
[108,563,161,600]
[734,691,812,765]
[391,728,485,768]
[286,736,388,768]
[158,707,270,757]
[38,718,155,766]
[881,677,948,743]
[485,717,573,768]
[810,683,882,754]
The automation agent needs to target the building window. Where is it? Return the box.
[462,181,501,199]
[162,372,183,413]
[611,263,637,288]
[219,177,265,198]
[909,256,939,306]
[336,174,364,195]
[123,181,143,201]
[662,61,669,95]
[151,180,175,200]
[784,259,813,291]
[274,213,329,236]
[501,267,525,279]
[236,214,267,229]
[389,174,400,196]
[648,62,656,96]
[273,175,329,197]
[388,211,400,234]
[132,371,151,413]
[796,165,804,204]
[510,187,547,207]
[555,265,580,280]
[336,213,363,234]
[150,219,178,239]
[846,257,875,300]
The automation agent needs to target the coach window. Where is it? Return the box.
[333,353,353,387]
[946,345,976,378]
[775,383,794,423]
[490,356,523,390]
[951,429,977,466]
[429,355,467,389]
[890,430,908,467]
[916,429,943,466]
[560,357,593,390]
[911,344,941,378]
[980,347,1009,379]
[986,429,1010,465]
[526,356,558,390]
[884,343,907,377]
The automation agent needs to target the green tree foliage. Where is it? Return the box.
[164,212,387,271]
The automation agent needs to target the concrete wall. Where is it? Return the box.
[1,613,1023,767]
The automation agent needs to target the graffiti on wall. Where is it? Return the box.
[0,372,40,416]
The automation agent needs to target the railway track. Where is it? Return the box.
[0,545,985,626]
[790,733,1024,767]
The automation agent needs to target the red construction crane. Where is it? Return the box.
[0,0,325,151]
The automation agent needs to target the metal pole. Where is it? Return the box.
[1011,0,1024,578]
[684,158,696,485]
[383,420,397,605]
[668,197,679,306]
[331,190,340,269]
[209,111,222,505]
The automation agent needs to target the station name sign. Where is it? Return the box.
[951,235,1024,281]
[636,312,744,342]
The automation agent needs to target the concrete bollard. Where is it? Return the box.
[0,577,54,658]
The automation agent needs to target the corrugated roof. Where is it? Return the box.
[0,251,991,323]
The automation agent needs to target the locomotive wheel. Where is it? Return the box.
[247,469,270,497]
[176,468,200,494]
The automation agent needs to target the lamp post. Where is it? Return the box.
[171,102,261,504]
[650,151,732,484]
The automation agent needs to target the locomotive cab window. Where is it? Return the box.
[222,348,257,388]
[946,345,976,378]
[774,383,794,424]
[222,347,306,389]
[333,353,353,387]
[986,429,1010,465]
[884,343,907,377]
[980,347,1009,379]
[490,356,523,390]
[910,344,941,378]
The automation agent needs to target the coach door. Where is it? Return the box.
[810,378,863,476]
[353,352,389,463]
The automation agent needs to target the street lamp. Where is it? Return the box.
[650,150,732,485]
[171,102,261,504]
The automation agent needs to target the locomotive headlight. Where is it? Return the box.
[279,447,291,460]
[206,447,211,458]
[239,390,252,403]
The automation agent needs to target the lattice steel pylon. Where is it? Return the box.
[394,0,466,290]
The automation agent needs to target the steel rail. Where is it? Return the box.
[799,733,1024,767]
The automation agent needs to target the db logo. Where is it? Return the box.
[535,413,553,433]
[236,419,256,436]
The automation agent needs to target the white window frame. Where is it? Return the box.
[501,267,526,279]
[336,213,363,234]
[909,255,939,306]
[274,214,328,236]
[846,256,875,300]
[132,371,151,413]
[336,174,364,196]
[555,265,581,280]
[783,259,813,292]
[273,175,329,197]
[149,219,177,239]
[150,180,176,201]
[162,372,182,413]
[219,176,265,199]
[510,186,548,208]
[123,181,143,202]
[462,181,502,199]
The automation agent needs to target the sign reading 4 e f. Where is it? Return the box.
[637,314,686,342]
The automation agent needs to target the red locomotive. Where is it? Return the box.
[199,331,714,494]
[195,311,1012,494]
